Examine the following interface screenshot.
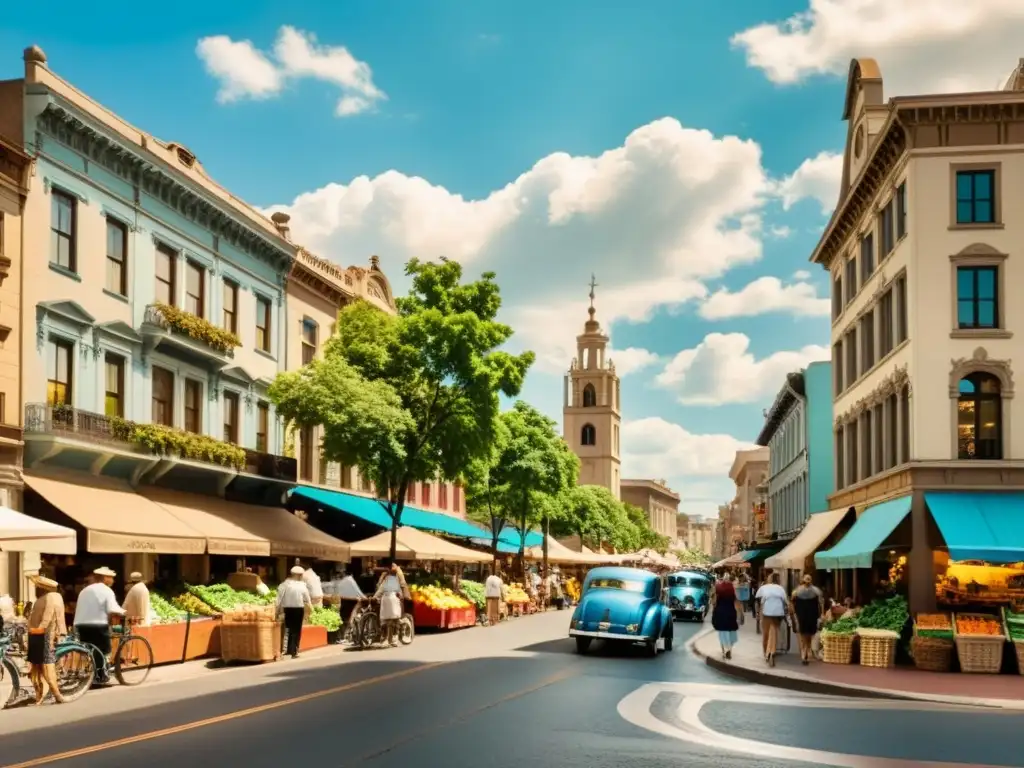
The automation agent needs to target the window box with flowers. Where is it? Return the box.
[146,302,241,355]
[111,418,246,470]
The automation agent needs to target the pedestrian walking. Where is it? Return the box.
[374,560,409,646]
[710,573,743,659]
[735,574,751,613]
[791,574,824,665]
[26,574,66,705]
[72,567,125,682]
[485,569,503,626]
[276,566,312,658]
[755,572,791,667]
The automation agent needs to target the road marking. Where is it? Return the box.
[344,667,577,765]
[617,683,1014,768]
[2,662,448,768]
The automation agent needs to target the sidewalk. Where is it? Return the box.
[690,612,1024,710]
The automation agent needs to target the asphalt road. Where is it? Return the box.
[1,614,1021,768]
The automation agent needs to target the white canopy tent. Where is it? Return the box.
[0,506,76,554]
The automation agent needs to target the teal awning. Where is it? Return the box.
[814,495,912,569]
[739,549,764,562]
[926,491,1024,563]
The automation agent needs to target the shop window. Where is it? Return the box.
[957,373,1001,460]
[46,337,73,407]
[581,423,596,446]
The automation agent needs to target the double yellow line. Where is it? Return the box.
[4,662,448,768]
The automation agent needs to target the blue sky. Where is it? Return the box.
[5,0,1019,518]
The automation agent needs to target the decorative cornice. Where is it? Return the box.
[834,365,910,426]
[37,103,295,274]
[949,346,1014,399]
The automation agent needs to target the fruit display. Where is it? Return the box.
[955,614,1004,636]
[856,595,909,633]
[410,584,472,610]
[505,583,530,605]
[309,606,342,632]
[458,580,486,611]
[188,583,272,612]
[566,577,581,602]
[170,591,218,617]
[1006,609,1024,642]
[151,593,187,623]
[915,612,954,640]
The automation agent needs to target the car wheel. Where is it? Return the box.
[575,637,592,654]
[645,638,657,657]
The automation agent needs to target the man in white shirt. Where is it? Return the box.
[302,563,324,608]
[73,567,125,680]
[122,572,152,626]
[484,570,503,626]
[754,572,791,666]
[276,566,312,658]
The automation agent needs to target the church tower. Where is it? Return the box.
[563,276,621,500]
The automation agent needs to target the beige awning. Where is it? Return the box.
[0,506,77,555]
[24,472,206,555]
[765,508,852,570]
[139,488,272,557]
[526,538,611,564]
[212,499,350,562]
[349,527,491,563]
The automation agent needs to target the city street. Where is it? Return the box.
[1,612,1021,768]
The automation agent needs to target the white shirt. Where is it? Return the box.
[530,572,541,588]
[255,580,271,596]
[755,583,789,618]
[378,574,402,594]
[334,576,364,600]
[302,569,323,599]
[74,582,125,626]
[276,579,312,610]
[123,582,153,625]
[485,574,503,599]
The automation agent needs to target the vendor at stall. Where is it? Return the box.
[375,561,410,647]
[301,562,324,608]
[485,569,503,626]
[123,572,153,626]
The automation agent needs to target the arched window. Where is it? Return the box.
[958,372,1001,459]
[581,423,596,446]
[582,383,596,407]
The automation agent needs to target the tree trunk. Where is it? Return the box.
[389,478,410,561]
[490,515,504,571]
[542,515,550,581]
[518,512,527,583]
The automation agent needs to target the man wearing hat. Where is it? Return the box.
[123,572,153,626]
[27,574,66,704]
[275,566,312,658]
[73,567,125,681]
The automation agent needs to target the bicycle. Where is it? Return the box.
[57,617,154,689]
[351,597,414,649]
[1,625,95,706]
[0,632,22,707]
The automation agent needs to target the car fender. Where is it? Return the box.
[640,605,663,638]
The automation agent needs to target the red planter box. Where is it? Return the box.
[299,625,328,651]
[412,602,476,629]
[446,606,476,629]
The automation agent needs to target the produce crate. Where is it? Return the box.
[856,628,899,668]
[220,621,282,663]
[413,602,446,628]
[914,612,954,640]
[445,607,476,630]
[953,612,1006,674]
[1002,608,1024,676]
[820,631,855,665]
[911,636,953,672]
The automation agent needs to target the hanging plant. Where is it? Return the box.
[111,418,246,469]
[151,302,242,353]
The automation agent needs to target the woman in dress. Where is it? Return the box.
[375,561,409,647]
[710,573,742,659]
[26,574,66,705]
[791,574,824,664]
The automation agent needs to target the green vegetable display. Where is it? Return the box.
[916,629,954,640]
[309,606,342,632]
[824,616,859,635]
[187,583,274,612]
[1007,609,1024,642]
[459,580,486,611]
[171,592,218,616]
[151,593,187,623]
[856,595,909,632]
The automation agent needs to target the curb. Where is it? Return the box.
[687,628,1022,710]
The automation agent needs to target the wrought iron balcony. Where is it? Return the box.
[243,449,297,483]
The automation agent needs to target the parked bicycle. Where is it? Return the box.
[56,617,154,690]
[1,623,95,706]
[350,597,414,649]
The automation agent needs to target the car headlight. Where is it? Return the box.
[576,620,585,629]
[626,624,639,633]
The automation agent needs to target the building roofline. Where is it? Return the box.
[620,477,681,502]
[756,371,806,446]
[728,447,769,481]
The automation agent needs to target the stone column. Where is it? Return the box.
[908,490,936,613]
[895,394,905,464]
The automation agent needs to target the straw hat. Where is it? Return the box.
[290,566,305,576]
[30,574,58,591]
[129,572,144,582]
[93,567,117,578]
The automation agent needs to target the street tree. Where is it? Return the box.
[624,503,672,553]
[464,416,511,563]
[270,258,534,559]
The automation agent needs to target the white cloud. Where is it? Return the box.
[609,347,661,376]
[622,417,756,477]
[195,36,283,103]
[197,26,385,116]
[775,151,842,214]
[793,269,811,280]
[655,333,829,405]
[769,225,792,238]
[732,0,1024,96]
[271,117,771,370]
[698,276,829,320]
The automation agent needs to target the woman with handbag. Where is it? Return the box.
[26,574,66,705]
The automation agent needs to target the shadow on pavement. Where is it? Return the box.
[517,637,654,658]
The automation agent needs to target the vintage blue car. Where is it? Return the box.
[667,570,711,622]
[568,566,673,656]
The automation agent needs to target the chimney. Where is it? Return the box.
[270,212,291,241]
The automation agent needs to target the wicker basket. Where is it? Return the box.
[954,612,1006,674]
[857,628,899,669]
[220,621,282,663]
[911,635,953,672]
[821,631,855,664]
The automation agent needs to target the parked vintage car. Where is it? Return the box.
[568,566,673,656]
[667,570,710,622]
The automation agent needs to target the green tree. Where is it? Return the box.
[464,416,511,563]
[270,258,534,559]
[624,503,672,553]
[553,485,618,549]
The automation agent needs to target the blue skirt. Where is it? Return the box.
[717,630,738,647]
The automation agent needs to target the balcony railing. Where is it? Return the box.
[25,404,296,482]
[142,303,238,358]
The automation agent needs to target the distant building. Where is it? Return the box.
[728,448,769,546]
[620,478,679,540]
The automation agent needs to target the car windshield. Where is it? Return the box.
[587,578,646,593]
[669,576,706,588]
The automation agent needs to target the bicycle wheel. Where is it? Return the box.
[54,645,95,702]
[398,615,415,645]
[358,613,380,649]
[1,655,20,707]
[114,635,153,686]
